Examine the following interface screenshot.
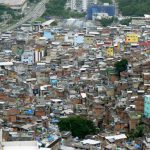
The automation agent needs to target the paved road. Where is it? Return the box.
[0,0,49,32]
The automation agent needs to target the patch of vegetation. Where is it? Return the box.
[118,0,150,16]
[100,17,118,27]
[34,17,46,22]
[0,4,23,23]
[120,18,132,26]
[28,0,41,3]
[44,0,85,18]
[127,123,150,140]
[0,5,13,22]
[58,116,96,139]
[100,18,113,27]
[114,58,128,76]
[0,5,13,15]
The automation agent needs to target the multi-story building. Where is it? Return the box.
[107,47,114,57]
[74,33,84,46]
[21,50,34,65]
[70,0,97,12]
[70,0,80,11]
[125,33,139,44]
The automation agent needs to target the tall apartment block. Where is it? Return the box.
[69,0,97,12]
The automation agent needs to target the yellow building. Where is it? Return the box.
[125,33,139,43]
[54,34,65,41]
[107,47,114,56]
[84,35,94,45]
[11,44,17,53]
[8,70,17,79]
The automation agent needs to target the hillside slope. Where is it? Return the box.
[118,0,150,16]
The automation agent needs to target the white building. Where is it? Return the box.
[3,141,39,150]
[70,0,83,11]
[70,0,97,12]
[0,129,39,150]
[93,13,109,20]
[34,48,45,63]
[82,0,88,11]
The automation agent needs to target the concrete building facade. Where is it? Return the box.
[70,0,97,12]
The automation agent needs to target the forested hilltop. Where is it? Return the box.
[118,0,150,16]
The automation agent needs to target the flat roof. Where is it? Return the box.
[3,141,38,150]
[40,148,51,150]
[0,62,13,66]
[81,93,86,98]
[42,20,55,26]
[26,78,37,82]
[143,72,150,75]
[81,139,100,145]
[60,145,75,150]
[105,134,127,141]
[51,99,62,102]
[145,95,150,98]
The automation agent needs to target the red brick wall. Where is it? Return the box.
[9,115,17,122]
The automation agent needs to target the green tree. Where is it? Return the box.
[58,116,96,139]
[99,17,118,27]
[128,124,147,140]
[43,0,85,18]
[114,58,128,76]
[118,0,150,16]
[0,5,13,22]
[100,17,114,27]
[0,4,24,23]
[28,0,40,3]
[44,0,67,17]
[120,18,132,26]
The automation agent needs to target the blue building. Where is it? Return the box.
[144,95,150,118]
[21,51,34,65]
[50,75,58,87]
[74,34,84,46]
[87,4,115,20]
[44,31,54,40]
